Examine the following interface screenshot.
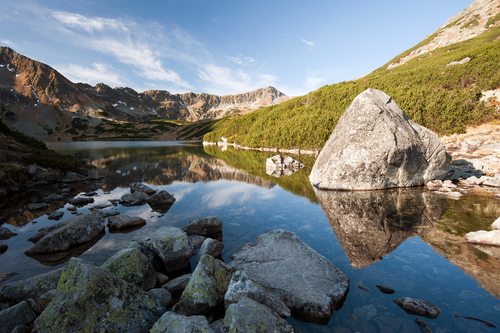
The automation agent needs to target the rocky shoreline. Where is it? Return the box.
[1,201,458,332]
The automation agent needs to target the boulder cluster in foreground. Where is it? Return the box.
[0,215,353,332]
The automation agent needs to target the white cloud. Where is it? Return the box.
[50,11,191,89]
[89,39,191,89]
[198,64,277,95]
[228,54,256,66]
[301,38,316,47]
[52,11,129,32]
[57,62,124,87]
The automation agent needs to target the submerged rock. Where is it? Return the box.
[223,296,295,333]
[230,229,349,323]
[107,215,146,232]
[0,269,62,305]
[310,89,450,190]
[147,190,176,213]
[25,211,104,255]
[394,297,441,318]
[121,191,148,206]
[183,217,223,240]
[130,183,157,195]
[376,284,396,294]
[225,270,291,318]
[101,244,156,290]
[34,258,163,333]
[0,226,17,240]
[177,254,232,315]
[68,197,94,206]
[150,312,213,333]
[47,210,64,221]
[0,300,36,333]
[137,226,192,272]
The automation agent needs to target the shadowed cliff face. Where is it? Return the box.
[314,188,448,268]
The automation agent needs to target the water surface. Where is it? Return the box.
[1,141,499,332]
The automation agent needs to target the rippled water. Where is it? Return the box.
[1,142,499,332]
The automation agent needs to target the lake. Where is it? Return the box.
[1,141,499,332]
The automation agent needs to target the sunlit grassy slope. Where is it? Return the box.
[204,27,500,150]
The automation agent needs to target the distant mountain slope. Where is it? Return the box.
[388,0,500,69]
[204,0,500,150]
[0,47,287,139]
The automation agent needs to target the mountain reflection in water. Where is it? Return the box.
[0,142,498,332]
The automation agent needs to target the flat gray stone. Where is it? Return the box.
[107,215,146,231]
[162,273,192,296]
[25,212,104,255]
[121,191,148,206]
[230,229,349,323]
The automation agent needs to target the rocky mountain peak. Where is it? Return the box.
[388,0,500,69]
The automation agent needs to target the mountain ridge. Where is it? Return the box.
[0,46,287,139]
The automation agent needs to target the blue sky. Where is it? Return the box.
[0,0,471,95]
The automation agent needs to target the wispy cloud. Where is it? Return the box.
[52,11,129,32]
[301,38,316,47]
[198,64,277,95]
[50,10,192,89]
[57,62,124,87]
[228,54,256,66]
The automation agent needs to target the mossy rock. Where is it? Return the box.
[149,311,213,333]
[101,243,156,290]
[34,258,163,333]
[223,296,295,333]
[137,226,192,272]
[177,254,232,315]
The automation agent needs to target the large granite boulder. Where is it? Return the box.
[34,258,163,333]
[177,254,232,315]
[150,312,213,333]
[101,244,156,290]
[0,269,62,305]
[137,226,192,272]
[25,212,104,255]
[230,230,349,323]
[309,89,450,190]
[223,296,295,333]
